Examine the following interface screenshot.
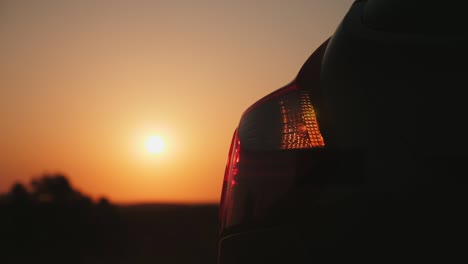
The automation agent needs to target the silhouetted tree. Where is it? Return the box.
[0,173,219,264]
[30,174,92,206]
[98,197,111,207]
[8,182,31,205]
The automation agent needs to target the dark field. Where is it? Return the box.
[0,202,219,264]
[118,204,219,264]
[0,175,219,264]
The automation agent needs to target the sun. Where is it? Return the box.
[146,135,164,154]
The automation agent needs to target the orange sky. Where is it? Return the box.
[0,0,353,204]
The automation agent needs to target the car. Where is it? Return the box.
[218,0,468,263]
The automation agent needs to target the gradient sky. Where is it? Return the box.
[1,0,353,204]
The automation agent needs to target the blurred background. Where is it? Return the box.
[1,0,352,263]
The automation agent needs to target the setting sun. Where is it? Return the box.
[146,135,164,154]
[0,0,351,205]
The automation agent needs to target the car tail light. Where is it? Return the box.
[219,129,240,222]
[239,82,324,151]
[219,81,326,230]
[219,39,330,232]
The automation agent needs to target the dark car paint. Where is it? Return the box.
[219,0,468,262]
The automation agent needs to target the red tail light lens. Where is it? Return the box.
[219,81,325,230]
[219,129,240,223]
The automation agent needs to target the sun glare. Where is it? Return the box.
[146,135,164,154]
